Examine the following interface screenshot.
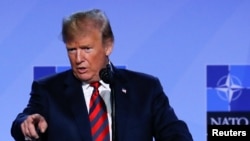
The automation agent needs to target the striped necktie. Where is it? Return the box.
[89,82,110,141]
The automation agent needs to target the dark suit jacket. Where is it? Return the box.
[11,66,193,141]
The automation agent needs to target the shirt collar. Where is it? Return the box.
[82,80,110,89]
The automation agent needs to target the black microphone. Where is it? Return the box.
[99,64,116,141]
[99,64,113,84]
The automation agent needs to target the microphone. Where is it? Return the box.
[99,64,116,141]
[99,64,113,84]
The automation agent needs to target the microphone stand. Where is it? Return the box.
[110,83,116,141]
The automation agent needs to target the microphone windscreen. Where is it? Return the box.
[99,67,112,84]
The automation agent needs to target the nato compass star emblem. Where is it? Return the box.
[215,74,243,111]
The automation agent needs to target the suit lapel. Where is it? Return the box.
[112,69,130,140]
[64,71,92,141]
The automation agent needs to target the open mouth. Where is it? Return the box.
[77,67,87,73]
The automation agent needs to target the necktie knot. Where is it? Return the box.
[90,81,101,89]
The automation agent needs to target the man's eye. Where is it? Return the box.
[67,48,76,53]
[83,47,90,50]
[82,47,91,52]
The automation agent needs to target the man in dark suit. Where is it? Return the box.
[11,9,193,141]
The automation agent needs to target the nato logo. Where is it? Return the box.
[33,65,126,80]
[207,65,250,111]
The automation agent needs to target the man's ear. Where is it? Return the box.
[104,39,114,56]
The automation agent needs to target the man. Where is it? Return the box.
[11,9,193,141]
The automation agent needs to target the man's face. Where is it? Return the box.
[65,29,113,83]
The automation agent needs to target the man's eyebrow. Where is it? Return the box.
[79,44,91,48]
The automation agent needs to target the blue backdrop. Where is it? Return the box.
[1,0,250,140]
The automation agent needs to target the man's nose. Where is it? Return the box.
[76,50,84,63]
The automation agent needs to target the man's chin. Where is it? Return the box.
[73,74,90,82]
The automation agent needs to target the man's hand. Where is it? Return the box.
[21,113,48,140]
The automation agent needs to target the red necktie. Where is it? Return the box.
[89,82,110,141]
